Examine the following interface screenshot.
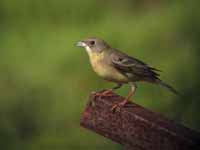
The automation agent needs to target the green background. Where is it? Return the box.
[0,0,200,149]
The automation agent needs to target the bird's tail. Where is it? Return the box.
[156,79,180,96]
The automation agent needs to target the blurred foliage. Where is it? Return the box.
[0,0,200,149]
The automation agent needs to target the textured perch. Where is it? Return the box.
[80,91,200,150]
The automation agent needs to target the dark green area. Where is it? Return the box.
[0,0,200,149]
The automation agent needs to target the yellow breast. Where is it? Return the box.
[88,52,128,83]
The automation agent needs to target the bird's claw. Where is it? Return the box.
[90,89,114,107]
[111,99,128,112]
[93,89,114,100]
[111,104,121,112]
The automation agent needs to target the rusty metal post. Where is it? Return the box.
[80,91,200,150]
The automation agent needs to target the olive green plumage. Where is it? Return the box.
[77,37,179,97]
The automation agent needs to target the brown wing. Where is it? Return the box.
[110,50,161,82]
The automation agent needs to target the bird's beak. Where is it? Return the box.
[76,41,87,47]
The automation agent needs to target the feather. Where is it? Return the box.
[110,49,160,82]
[156,79,180,96]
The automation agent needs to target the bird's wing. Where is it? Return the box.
[110,50,160,82]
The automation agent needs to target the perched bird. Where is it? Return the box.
[77,37,179,110]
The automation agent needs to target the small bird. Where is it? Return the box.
[77,37,179,110]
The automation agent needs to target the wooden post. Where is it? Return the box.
[80,91,200,150]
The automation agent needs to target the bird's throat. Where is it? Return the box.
[85,46,92,54]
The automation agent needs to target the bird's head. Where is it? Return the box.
[76,37,110,54]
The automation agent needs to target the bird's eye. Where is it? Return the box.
[90,41,95,45]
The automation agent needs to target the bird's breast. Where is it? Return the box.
[88,52,129,83]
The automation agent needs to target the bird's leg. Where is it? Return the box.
[111,83,137,112]
[103,83,122,95]
[94,84,122,99]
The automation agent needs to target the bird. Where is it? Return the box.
[76,37,179,111]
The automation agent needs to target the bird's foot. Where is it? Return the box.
[93,89,114,100]
[111,99,128,112]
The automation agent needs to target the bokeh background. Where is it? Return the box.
[0,0,200,149]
